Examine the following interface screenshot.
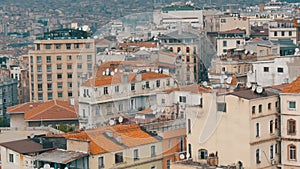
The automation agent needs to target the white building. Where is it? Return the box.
[217,28,246,56]
[247,55,300,87]
[269,19,297,45]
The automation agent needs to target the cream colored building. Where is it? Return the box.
[269,19,297,44]
[219,13,250,36]
[64,124,163,169]
[186,89,280,169]
[279,76,300,168]
[29,29,96,101]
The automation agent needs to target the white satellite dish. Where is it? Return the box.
[155,70,159,73]
[256,86,263,94]
[179,154,185,160]
[250,50,254,55]
[248,70,252,74]
[246,82,252,88]
[118,116,123,123]
[102,71,105,76]
[110,72,115,76]
[106,68,109,72]
[203,81,208,87]
[146,68,150,72]
[244,50,248,54]
[109,119,115,126]
[251,84,256,91]
[114,68,118,72]
[44,164,51,169]
[186,153,190,159]
[226,77,232,84]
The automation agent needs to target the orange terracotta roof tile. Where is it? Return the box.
[159,50,177,57]
[136,108,153,115]
[7,102,44,114]
[82,72,170,87]
[21,100,77,121]
[281,76,300,93]
[119,42,157,49]
[163,84,212,94]
[61,124,159,155]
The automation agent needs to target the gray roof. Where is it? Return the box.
[229,89,278,100]
[161,30,198,40]
[0,139,49,154]
[36,149,88,164]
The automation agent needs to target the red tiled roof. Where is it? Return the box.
[163,84,212,94]
[281,76,300,93]
[119,42,157,49]
[61,124,159,155]
[82,72,170,87]
[136,108,153,115]
[7,100,78,121]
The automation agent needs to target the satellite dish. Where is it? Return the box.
[244,50,248,54]
[106,68,109,72]
[118,116,123,123]
[179,154,185,160]
[114,68,118,72]
[105,71,109,76]
[155,70,159,73]
[226,77,232,84]
[146,68,150,72]
[251,84,256,91]
[246,82,252,88]
[109,119,115,126]
[186,153,190,159]
[250,50,254,55]
[110,72,115,76]
[102,71,105,76]
[256,86,263,94]
[248,70,252,74]
[165,107,171,113]
[44,164,51,169]
[203,81,208,87]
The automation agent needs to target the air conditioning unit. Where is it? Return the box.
[271,160,277,165]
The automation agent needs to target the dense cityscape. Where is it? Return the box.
[0,0,299,169]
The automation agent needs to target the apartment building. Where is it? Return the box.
[280,76,300,168]
[29,29,96,102]
[219,13,250,36]
[217,28,246,56]
[269,19,297,44]
[186,88,280,169]
[63,124,163,169]
[78,66,177,129]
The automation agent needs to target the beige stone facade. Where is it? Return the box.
[29,38,96,101]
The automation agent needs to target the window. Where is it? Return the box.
[47,65,52,72]
[67,64,72,70]
[180,137,184,152]
[38,93,43,100]
[38,75,42,82]
[77,64,82,69]
[272,48,277,55]
[48,93,53,100]
[87,55,92,61]
[56,55,61,60]
[37,56,42,63]
[186,56,190,63]
[270,145,274,159]
[74,43,80,49]
[156,80,160,87]
[179,96,186,103]
[77,55,82,60]
[161,99,165,104]
[264,67,269,72]
[57,83,62,89]
[188,119,191,134]
[270,120,273,133]
[67,83,72,88]
[45,44,51,49]
[256,149,260,164]
[68,92,73,97]
[236,40,241,45]
[104,87,108,95]
[67,73,72,79]
[277,67,284,73]
[221,18,226,23]
[289,145,296,160]
[66,43,71,50]
[274,31,277,36]
[252,106,256,114]
[118,104,123,111]
[85,43,90,49]
[57,74,62,79]
[67,55,72,60]
[151,145,156,157]
[281,31,285,36]
[55,44,61,49]
[36,44,40,50]
[259,104,262,113]
[38,84,42,91]
[98,156,104,168]
[287,119,296,135]
[88,64,93,71]
[115,152,123,164]
[58,92,63,98]
[289,31,292,36]
[46,56,51,63]
[256,123,260,137]
[115,86,119,93]
[57,64,62,70]
[198,149,208,159]
[268,103,271,110]
[186,47,190,54]
[145,81,150,88]
[177,47,181,52]
[167,160,171,169]
[47,84,52,91]
[217,103,226,112]
[275,118,278,129]
[134,149,139,160]
[9,153,14,163]
[223,41,227,47]
[47,75,52,81]
[289,101,296,109]
[200,98,203,107]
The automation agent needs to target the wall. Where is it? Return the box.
[9,114,27,129]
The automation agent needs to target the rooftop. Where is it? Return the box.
[162,5,201,12]
[36,29,91,40]
[0,139,50,154]
[229,89,278,100]
[60,124,160,155]
[36,149,88,164]
[281,76,300,93]
[7,100,78,121]
[163,84,212,94]
[219,28,246,35]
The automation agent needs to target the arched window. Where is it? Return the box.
[198,149,208,159]
[288,144,296,160]
[169,47,173,52]
[177,47,181,52]
[186,47,190,53]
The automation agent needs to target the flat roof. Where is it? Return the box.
[36,149,88,164]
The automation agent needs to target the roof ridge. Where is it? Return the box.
[26,100,56,120]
